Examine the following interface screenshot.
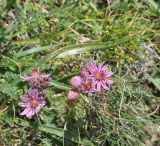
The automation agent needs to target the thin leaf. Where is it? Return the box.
[11,38,40,46]
[1,117,80,144]
[50,81,71,90]
[46,38,130,61]
[147,76,160,91]
[145,0,160,14]
[16,45,54,57]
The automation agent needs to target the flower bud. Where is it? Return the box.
[67,90,79,101]
[70,76,82,89]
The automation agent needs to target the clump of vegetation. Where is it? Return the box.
[0,0,160,145]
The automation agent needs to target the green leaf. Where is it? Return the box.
[16,45,54,57]
[50,81,71,90]
[11,38,40,46]
[1,116,81,144]
[112,1,128,12]
[145,0,160,14]
[1,0,16,17]
[147,76,160,91]
[46,38,129,61]
[82,139,94,146]
[0,115,14,127]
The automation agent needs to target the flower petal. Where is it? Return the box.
[41,74,50,78]
[26,108,35,119]
[106,79,114,84]
[20,107,31,116]
[106,72,114,77]
[102,83,109,90]
[97,82,101,92]
[36,106,42,113]
[21,76,32,81]
[88,91,92,96]
[20,97,29,102]
[19,103,29,108]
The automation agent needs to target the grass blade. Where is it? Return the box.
[46,38,130,61]
[50,81,71,90]
[147,76,160,91]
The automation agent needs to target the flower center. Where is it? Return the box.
[95,71,105,81]
[31,100,38,108]
[31,70,40,78]
[83,83,92,91]
[41,78,49,88]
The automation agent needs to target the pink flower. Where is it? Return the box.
[40,78,50,89]
[67,90,79,101]
[87,62,114,92]
[80,61,96,78]
[69,61,114,97]
[81,80,95,96]
[70,76,82,89]
[19,90,45,119]
[21,69,50,88]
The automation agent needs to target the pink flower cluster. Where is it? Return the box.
[19,69,50,119]
[21,69,50,89]
[19,89,45,119]
[67,61,113,100]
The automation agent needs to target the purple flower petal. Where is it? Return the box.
[41,74,50,78]
[21,76,32,81]
[102,83,109,90]
[26,109,35,119]
[80,61,114,92]
[19,103,29,108]
[106,79,114,84]
[21,69,50,89]
[20,107,31,116]
[20,97,29,102]
[97,82,101,92]
[106,72,114,77]
[19,89,45,119]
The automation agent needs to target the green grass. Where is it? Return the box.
[0,0,160,145]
